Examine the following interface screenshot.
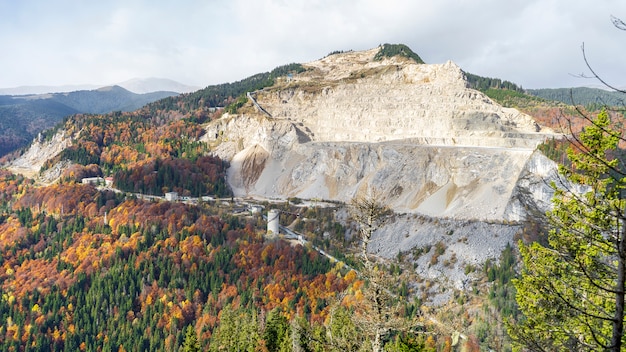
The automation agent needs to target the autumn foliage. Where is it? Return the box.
[40,109,230,198]
[0,170,350,350]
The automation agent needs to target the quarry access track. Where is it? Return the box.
[247,92,272,118]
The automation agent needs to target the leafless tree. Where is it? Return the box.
[349,194,417,352]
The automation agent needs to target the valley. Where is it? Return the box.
[0,44,602,351]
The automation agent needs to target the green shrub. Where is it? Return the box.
[374,43,424,64]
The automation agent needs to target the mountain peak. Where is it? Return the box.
[374,43,425,63]
[94,85,129,93]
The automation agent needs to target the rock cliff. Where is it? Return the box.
[6,130,73,182]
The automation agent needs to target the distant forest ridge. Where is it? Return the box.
[526,87,626,109]
[464,72,525,92]
[464,71,626,109]
[147,63,306,113]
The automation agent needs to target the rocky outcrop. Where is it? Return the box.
[6,130,72,181]
[370,214,522,293]
[504,151,561,220]
[223,141,537,221]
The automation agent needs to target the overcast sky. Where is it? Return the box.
[2,0,626,90]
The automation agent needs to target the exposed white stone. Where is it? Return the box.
[6,130,73,182]
[202,48,560,222]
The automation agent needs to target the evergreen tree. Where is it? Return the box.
[325,305,361,351]
[511,108,626,351]
[209,305,260,351]
[182,325,201,352]
[263,308,290,352]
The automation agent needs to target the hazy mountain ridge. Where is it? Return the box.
[117,77,200,94]
[0,77,199,95]
[46,85,178,114]
[0,100,79,156]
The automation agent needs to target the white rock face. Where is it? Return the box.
[504,151,562,219]
[7,131,73,181]
[203,48,559,222]
[258,49,550,147]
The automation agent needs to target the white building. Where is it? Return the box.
[165,192,178,201]
[81,177,104,185]
[250,205,263,214]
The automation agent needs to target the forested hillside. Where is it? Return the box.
[0,100,78,156]
[464,72,524,93]
[374,43,425,63]
[0,170,358,350]
[527,87,626,109]
[0,87,177,157]
[148,63,305,114]
[39,111,230,198]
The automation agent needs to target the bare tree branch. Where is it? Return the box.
[611,15,626,31]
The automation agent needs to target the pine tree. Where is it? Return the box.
[209,305,260,351]
[263,308,290,352]
[182,325,201,352]
[511,108,626,351]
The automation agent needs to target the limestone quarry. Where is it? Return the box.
[203,48,557,221]
[201,47,562,294]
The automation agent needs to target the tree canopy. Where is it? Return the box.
[374,44,425,64]
[511,108,626,351]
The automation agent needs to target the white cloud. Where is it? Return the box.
[1,0,626,89]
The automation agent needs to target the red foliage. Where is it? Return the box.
[0,172,349,341]
[15,183,110,217]
[61,164,102,182]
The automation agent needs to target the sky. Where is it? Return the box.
[2,0,626,90]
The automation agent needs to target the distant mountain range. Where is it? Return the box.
[0,77,200,95]
[0,85,180,156]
